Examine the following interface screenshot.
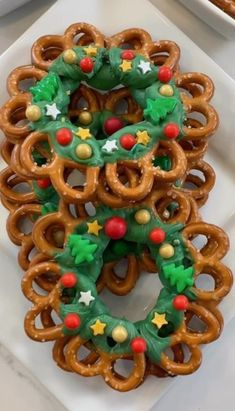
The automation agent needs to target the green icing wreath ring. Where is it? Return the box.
[20,45,187,202]
[25,203,196,365]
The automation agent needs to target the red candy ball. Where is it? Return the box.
[158,66,173,83]
[164,123,180,139]
[104,117,124,135]
[149,228,166,244]
[64,313,81,329]
[79,57,94,73]
[121,50,135,60]
[61,272,77,288]
[120,134,136,150]
[37,178,51,189]
[56,128,72,145]
[104,216,127,240]
[173,295,189,311]
[131,337,147,353]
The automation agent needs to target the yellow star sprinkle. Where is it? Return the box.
[136,130,150,146]
[151,312,168,329]
[84,45,98,56]
[87,220,103,236]
[119,60,132,72]
[90,319,106,336]
[75,127,92,140]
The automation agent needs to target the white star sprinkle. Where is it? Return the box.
[102,140,118,153]
[138,60,151,74]
[78,290,95,306]
[45,103,61,120]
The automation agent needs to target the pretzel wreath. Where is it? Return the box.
[0,24,218,203]
[21,197,232,391]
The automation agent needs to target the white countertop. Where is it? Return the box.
[0,1,234,410]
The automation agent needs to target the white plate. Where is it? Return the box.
[0,0,235,410]
[178,0,235,40]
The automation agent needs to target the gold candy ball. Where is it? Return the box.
[25,105,41,121]
[78,111,93,125]
[63,49,77,64]
[135,209,151,225]
[159,84,174,97]
[76,143,92,159]
[112,325,128,343]
[159,243,174,259]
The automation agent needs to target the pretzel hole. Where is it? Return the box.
[150,52,169,67]
[72,32,95,46]
[185,111,207,127]
[154,198,182,222]
[41,45,63,62]
[30,140,52,166]
[195,273,215,291]
[45,225,65,248]
[112,358,136,377]
[163,347,175,361]
[66,169,86,187]
[11,181,32,194]
[178,85,201,99]
[84,202,96,216]
[68,203,79,218]
[186,314,207,333]
[113,258,129,279]
[17,215,34,235]
[28,246,38,262]
[10,106,29,128]
[181,344,192,362]
[19,77,37,92]
[76,344,98,361]
[190,234,208,251]
[50,309,63,325]
[75,96,89,110]
[119,40,140,50]
[32,280,50,297]
[114,98,129,115]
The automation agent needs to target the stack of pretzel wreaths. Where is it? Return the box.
[0,23,232,391]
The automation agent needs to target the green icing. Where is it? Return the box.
[27,46,186,167]
[53,205,195,364]
[32,181,59,215]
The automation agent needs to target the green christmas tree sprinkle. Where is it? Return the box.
[144,97,177,125]
[163,263,194,293]
[68,234,98,264]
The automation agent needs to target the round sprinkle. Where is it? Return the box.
[159,84,174,97]
[63,49,77,64]
[135,209,151,225]
[61,272,77,288]
[131,337,147,353]
[149,228,166,244]
[76,143,92,159]
[159,243,174,259]
[25,105,41,121]
[112,325,128,343]
[64,313,81,329]
[78,111,93,125]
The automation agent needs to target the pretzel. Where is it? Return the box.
[209,0,235,17]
